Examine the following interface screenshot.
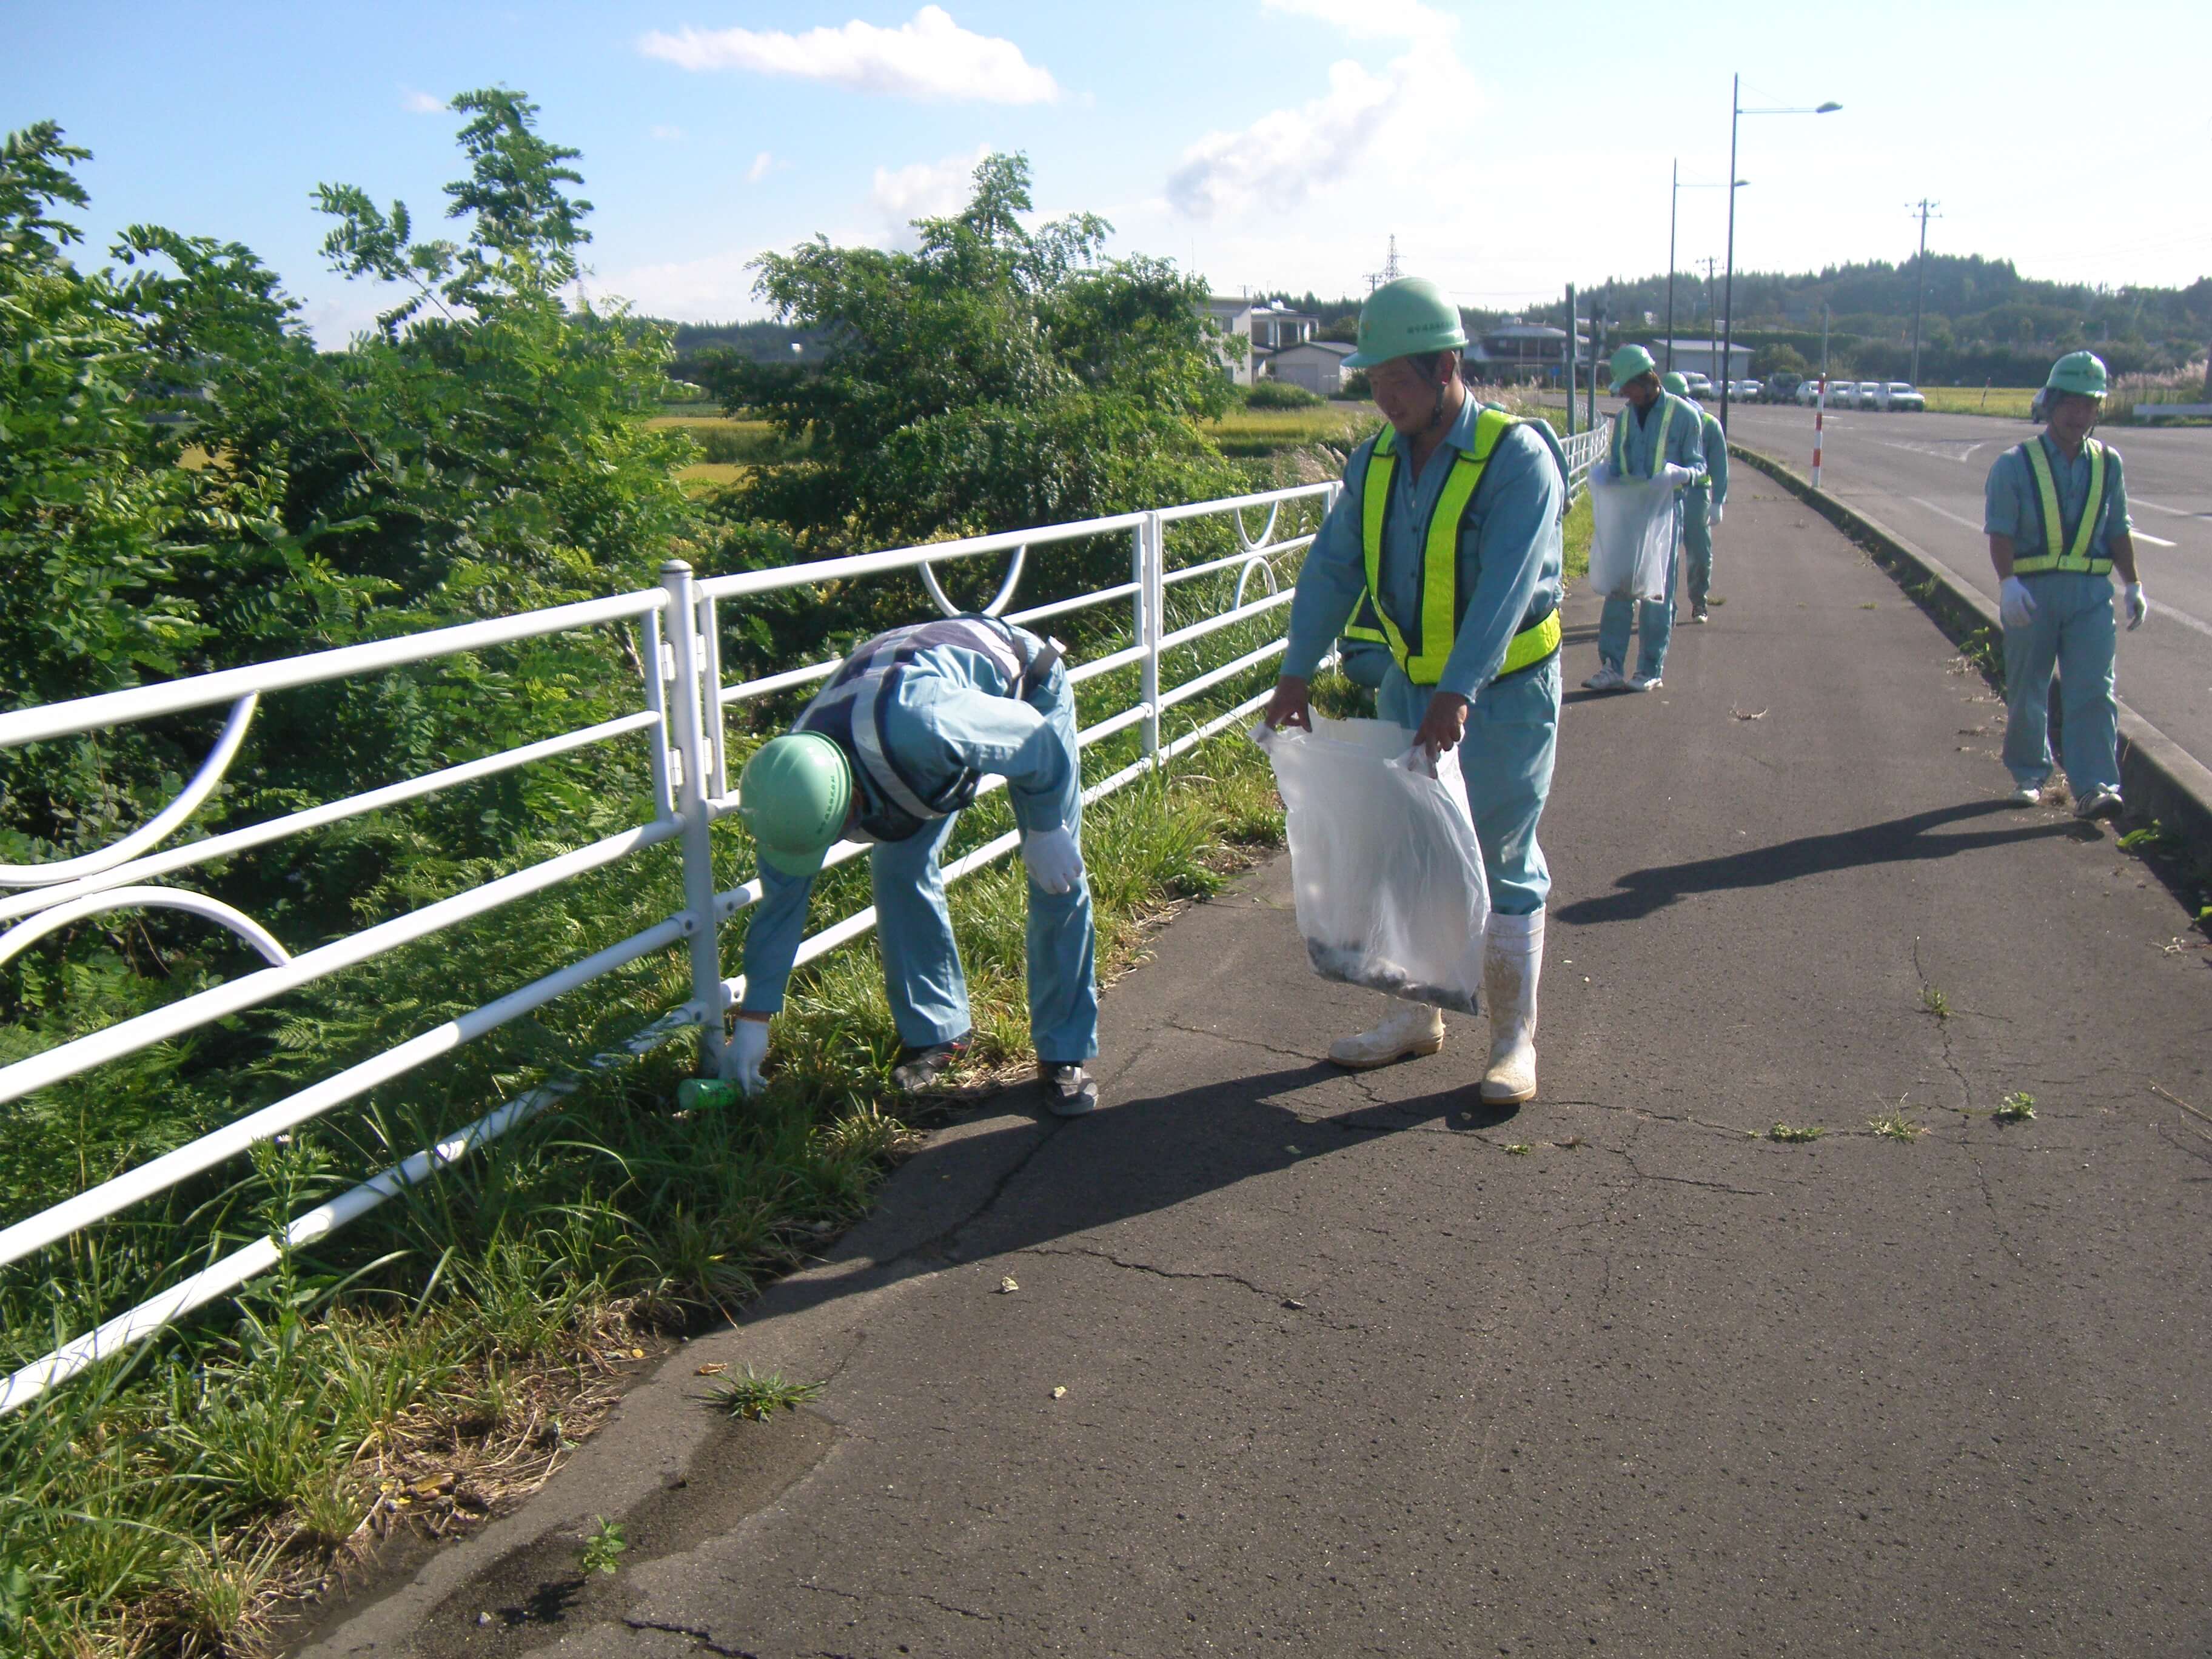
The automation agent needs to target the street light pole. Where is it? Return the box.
[1721,77,1740,435]
[1720,81,1842,435]
[1665,158,1678,375]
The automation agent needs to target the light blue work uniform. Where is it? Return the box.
[1284,396,1566,916]
[1982,433,2134,796]
[1681,405,1729,612]
[738,622,1098,1062]
[1596,392,1706,677]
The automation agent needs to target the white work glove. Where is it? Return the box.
[1661,463,1698,491]
[1999,576,2038,631]
[1021,825,1084,894]
[729,1016,769,1095]
[1708,502,1724,527]
[2122,582,2147,631]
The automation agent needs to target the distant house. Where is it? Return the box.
[1268,339,1358,396]
[1202,295,1319,386]
[1465,323,1589,386]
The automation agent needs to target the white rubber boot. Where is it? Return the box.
[1480,909,1544,1105]
[1327,1000,1446,1070]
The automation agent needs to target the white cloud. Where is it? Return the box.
[651,123,683,141]
[1165,4,1478,222]
[747,150,775,183]
[400,89,444,113]
[580,249,774,323]
[872,144,993,224]
[637,6,1059,104]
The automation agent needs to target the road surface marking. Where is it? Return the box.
[1909,497,1986,533]
[2149,601,2212,640]
[2130,498,2204,520]
[2131,529,2177,547]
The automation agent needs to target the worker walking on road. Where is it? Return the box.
[1983,351,2148,820]
[1662,371,1729,623]
[1584,346,1705,692]
[1262,276,1566,1107]
[732,616,1100,1113]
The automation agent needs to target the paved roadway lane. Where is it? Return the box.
[1720,400,2212,774]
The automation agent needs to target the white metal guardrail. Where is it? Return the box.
[0,480,1339,1413]
[0,411,1601,1413]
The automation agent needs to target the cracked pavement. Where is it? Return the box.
[298,486,2212,1658]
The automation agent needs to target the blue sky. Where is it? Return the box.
[11,1,2208,343]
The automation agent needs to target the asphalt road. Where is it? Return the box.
[298,481,2212,1658]
[1717,401,2212,777]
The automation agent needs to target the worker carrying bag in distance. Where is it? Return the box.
[1253,716,1490,1013]
[1586,464,1676,603]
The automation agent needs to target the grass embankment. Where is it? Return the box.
[1202,401,1378,458]
[0,504,1340,1656]
[1917,386,2038,418]
[646,416,796,490]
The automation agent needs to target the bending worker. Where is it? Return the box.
[1662,370,1729,624]
[732,615,1099,1113]
[1262,276,1566,1107]
[1584,344,1705,692]
[1983,350,2147,820]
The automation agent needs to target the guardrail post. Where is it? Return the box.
[1140,512,1164,768]
[659,560,729,1077]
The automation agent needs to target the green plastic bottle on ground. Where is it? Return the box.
[675,1078,746,1111]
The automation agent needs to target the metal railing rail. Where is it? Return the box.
[0,480,1336,1413]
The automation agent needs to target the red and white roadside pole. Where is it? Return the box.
[1811,306,1829,489]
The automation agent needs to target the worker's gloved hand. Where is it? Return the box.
[1999,576,2038,631]
[1661,464,1698,491]
[1022,826,1085,894]
[2123,582,2147,631]
[730,1016,770,1095]
[1708,502,1724,527]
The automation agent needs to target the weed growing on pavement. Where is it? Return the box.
[1767,1123,1826,1143]
[1922,986,1952,1020]
[712,1368,824,1422]
[1869,1101,1929,1141]
[578,1517,627,1576]
[1994,1093,2037,1123]
[1504,1142,1533,1156]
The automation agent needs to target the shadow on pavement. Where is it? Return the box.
[754,1059,1524,1328]
[1555,799,2074,923]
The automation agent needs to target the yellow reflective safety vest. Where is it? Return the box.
[2013,436,2113,575]
[1341,587,1387,646]
[1359,408,1561,687]
[1609,394,1680,479]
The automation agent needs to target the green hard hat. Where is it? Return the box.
[1608,344,1658,393]
[739,732,851,877]
[1660,370,1689,396]
[1342,276,1469,369]
[2045,350,2108,398]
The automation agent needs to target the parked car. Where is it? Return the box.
[1795,375,1844,406]
[1766,370,1805,402]
[1875,381,1926,412]
[1848,380,1882,409]
[1728,378,1764,402]
[2029,386,2052,423]
[1681,371,1714,399]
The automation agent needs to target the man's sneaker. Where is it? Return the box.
[2074,786,2125,822]
[1690,606,1710,624]
[2009,783,2044,806]
[1040,1063,1098,1116]
[1583,665,1627,692]
[890,1033,971,1093]
[1628,671,1664,692]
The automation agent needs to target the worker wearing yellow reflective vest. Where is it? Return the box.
[1661,370,1729,622]
[1982,350,2148,820]
[1584,345,1706,692]
[1264,276,1566,1105]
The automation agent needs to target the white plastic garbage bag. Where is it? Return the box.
[1587,464,1676,603]
[1253,716,1489,1013]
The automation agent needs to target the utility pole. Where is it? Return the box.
[1907,198,1942,386]
[1564,283,1578,435]
[1665,159,1678,374]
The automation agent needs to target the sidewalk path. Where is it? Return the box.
[303,479,2212,1659]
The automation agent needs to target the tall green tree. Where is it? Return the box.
[703,152,1239,551]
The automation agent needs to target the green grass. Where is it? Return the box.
[1203,403,1378,457]
[578,1517,628,1576]
[1922,986,1951,1021]
[1994,1092,2037,1123]
[1766,1122,1825,1143]
[712,1367,823,1421]
[1868,1102,1928,1141]
[1917,386,2038,419]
